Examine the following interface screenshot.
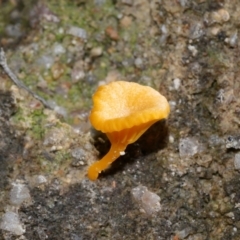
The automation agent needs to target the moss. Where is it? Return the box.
[15,0,118,118]
[11,104,47,141]
[39,150,71,173]
[28,108,47,140]
[4,0,158,127]
[11,107,25,123]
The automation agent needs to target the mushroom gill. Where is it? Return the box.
[88,81,170,180]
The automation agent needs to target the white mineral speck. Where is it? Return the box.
[169,101,176,108]
[159,24,169,44]
[10,182,31,206]
[234,153,240,170]
[0,211,25,235]
[131,186,161,215]
[173,78,181,90]
[134,58,143,68]
[229,31,238,47]
[169,135,174,143]
[120,151,125,156]
[188,45,198,56]
[71,69,85,82]
[161,25,168,34]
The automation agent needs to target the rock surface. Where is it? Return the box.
[1,0,240,239]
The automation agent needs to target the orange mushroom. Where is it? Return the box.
[88,81,170,180]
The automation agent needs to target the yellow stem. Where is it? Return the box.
[88,143,127,181]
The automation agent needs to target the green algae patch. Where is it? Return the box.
[39,150,72,174]
[10,98,48,140]
[28,109,47,140]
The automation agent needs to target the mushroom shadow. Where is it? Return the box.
[90,119,169,178]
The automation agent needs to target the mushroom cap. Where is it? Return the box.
[89,81,170,133]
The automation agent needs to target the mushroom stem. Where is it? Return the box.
[88,142,127,181]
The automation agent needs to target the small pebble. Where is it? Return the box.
[52,43,66,55]
[134,58,143,68]
[0,212,25,235]
[179,137,200,158]
[105,26,119,41]
[90,47,103,57]
[189,22,204,39]
[67,26,87,40]
[188,45,198,56]
[120,16,132,28]
[131,186,161,215]
[205,8,230,26]
[234,153,240,170]
[36,175,48,185]
[10,182,31,206]
[229,31,238,47]
[51,62,65,80]
[212,9,230,23]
